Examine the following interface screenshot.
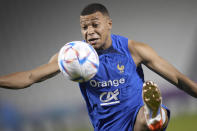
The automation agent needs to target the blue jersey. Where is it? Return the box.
[79,34,145,131]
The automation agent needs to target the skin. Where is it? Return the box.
[80,12,112,50]
[0,11,197,131]
[0,53,60,89]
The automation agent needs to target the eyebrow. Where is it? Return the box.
[80,17,100,24]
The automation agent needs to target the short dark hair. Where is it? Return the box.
[80,3,110,17]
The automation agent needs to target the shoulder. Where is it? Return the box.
[128,40,152,55]
[128,40,156,66]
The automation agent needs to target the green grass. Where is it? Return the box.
[66,113,197,131]
[167,113,197,131]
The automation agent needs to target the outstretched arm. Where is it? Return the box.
[128,40,197,98]
[0,53,60,89]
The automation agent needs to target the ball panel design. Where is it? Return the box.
[58,41,99,82]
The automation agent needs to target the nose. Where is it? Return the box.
[87,26,95,35]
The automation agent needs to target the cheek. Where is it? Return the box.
[100,28,108,38]
[81,31,86,39]
[98,27,106,36]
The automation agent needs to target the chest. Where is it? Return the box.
[90,51,136,88]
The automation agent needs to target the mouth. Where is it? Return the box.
[87,38,99,45]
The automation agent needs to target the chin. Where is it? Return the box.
[92,45,99,49]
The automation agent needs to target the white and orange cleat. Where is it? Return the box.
[142,81,163,131]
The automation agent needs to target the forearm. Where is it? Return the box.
[177,74,197,98]
[159,69,197,98]
[0,53,60,89]
[132,41,197,98]
[0,71,34,89]
[0,62,60,89]
[143,53,197,98]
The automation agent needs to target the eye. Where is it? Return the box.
[92,23,98,28]
[82,25,87,30]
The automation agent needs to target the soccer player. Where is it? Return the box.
[0,3,197,131]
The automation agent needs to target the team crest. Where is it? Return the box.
[117,63,124,73]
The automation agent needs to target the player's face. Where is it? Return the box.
[80,11,112,50]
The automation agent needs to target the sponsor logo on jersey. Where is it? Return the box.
[100,89,120,106]
[89,78,125,88]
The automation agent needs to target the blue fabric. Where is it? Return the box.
[79,34,169,131]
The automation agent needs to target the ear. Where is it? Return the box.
[108,19,112,29]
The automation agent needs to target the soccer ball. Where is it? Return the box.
[58,41,99,82]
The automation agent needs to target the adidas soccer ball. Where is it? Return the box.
[58,41,99,82]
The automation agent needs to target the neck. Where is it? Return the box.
[102,34,112,50]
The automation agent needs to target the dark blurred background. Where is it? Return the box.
[0,0,197,131]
